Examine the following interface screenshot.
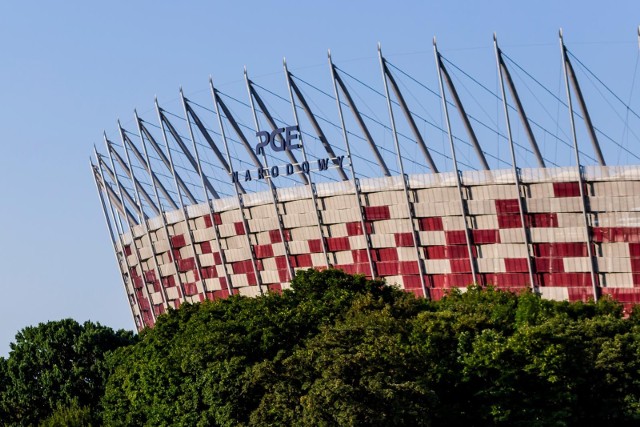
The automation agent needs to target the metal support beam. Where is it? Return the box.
[157,106,220,199]
[98,171,139,226]
[210,77,264,294]
[246,77,309,185]
[436,51,490,170]
[107,137,160,216]
[562,43,606,166]
[118,123,170,311]
[495,46,546,168]
[97,144,157,325]
[97,154,144,222]
[286,70,349,181]
[183,100,232,173]
[494,34,537,293]
[133,111,187,304]
[245,68,296,282]
[380,55,439,173]
[137,118,199,205]
[180,89,234,294]
[329,50,377,279]
[379,44,429,298]
[284,58,331,268]
[121,126,179,210]
[434,38,479,285]
[155,98,208,298]
[560,29,599,301]
[91,160,140,330]
[332,64,391,176]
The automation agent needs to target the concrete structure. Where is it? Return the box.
[91,35,640,330]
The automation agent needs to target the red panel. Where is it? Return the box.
[295,254,313,268]
[418,217,444,231]
[346,221,372,236]
[431,273,475,287]
[277,269,291,282]
[124,245,132,256]
[144,270,157,281]
[254,244,274,259]
[364,206,391,221]
[243,272,256,286]
[483,273,530,288]
[178,257,195,272]
[539,273,591,287]
[234,222,246,235]
[534,243,587,257]
[153,305,166,316]
[429,288,446,300]
[204,214,222,227]
[592,227,640,243]
[445,230,467,245]
[630,243,640,258]
[161,275,176,287]
[172,249,182,261]
[553,182,581,198]
[425,245,473,260]
[405,288,425,298]
[213,252,222,264]
[472,229,500,244]
[394,232,414,247]
[211,289,230,300]
[495,199,520,214]
[171,234,187,248]
[450,259,472,273]
[497,214,522,229]
[275,256,288,270]
[308,239,323,253]
[505,258,529,273]
[352,249,376,263]
[535,258,565,273]
[269,229,291,243]
[232,260,253,274]
[200,241,213,254]
[327,237,350,251]
[631,259,640,273]
[567,287,594,302]
[602,288,640,303]
[377,248,398,262]
[402,275,423,290]
[530,213,558,228]
[376,262,397,276]
[399,261,420,275]
[267,284,282,293]
[183,282,198,296]
[201,266,217,279]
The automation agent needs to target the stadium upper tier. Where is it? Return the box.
[91,36,640,329]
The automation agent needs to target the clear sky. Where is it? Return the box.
[1,1,639,356]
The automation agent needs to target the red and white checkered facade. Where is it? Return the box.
[117,164,640,328]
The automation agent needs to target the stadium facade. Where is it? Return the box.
[92,34,640,330]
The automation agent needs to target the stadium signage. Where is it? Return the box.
[230,125,345,183]
[255,125,301,155]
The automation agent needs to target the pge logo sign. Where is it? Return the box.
[255,125,301,155]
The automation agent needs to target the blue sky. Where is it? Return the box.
[1,1,639,355]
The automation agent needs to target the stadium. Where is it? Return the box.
[91,34,640,330]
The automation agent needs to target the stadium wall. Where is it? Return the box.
[118,164,640,329]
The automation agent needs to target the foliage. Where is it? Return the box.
[0,319,135,426]
[3,271,640,426]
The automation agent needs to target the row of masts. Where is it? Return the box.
[92,31,636,322]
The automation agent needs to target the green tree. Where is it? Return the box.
[0,319,135,426]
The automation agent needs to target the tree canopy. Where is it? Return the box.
[2,269,640,426]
